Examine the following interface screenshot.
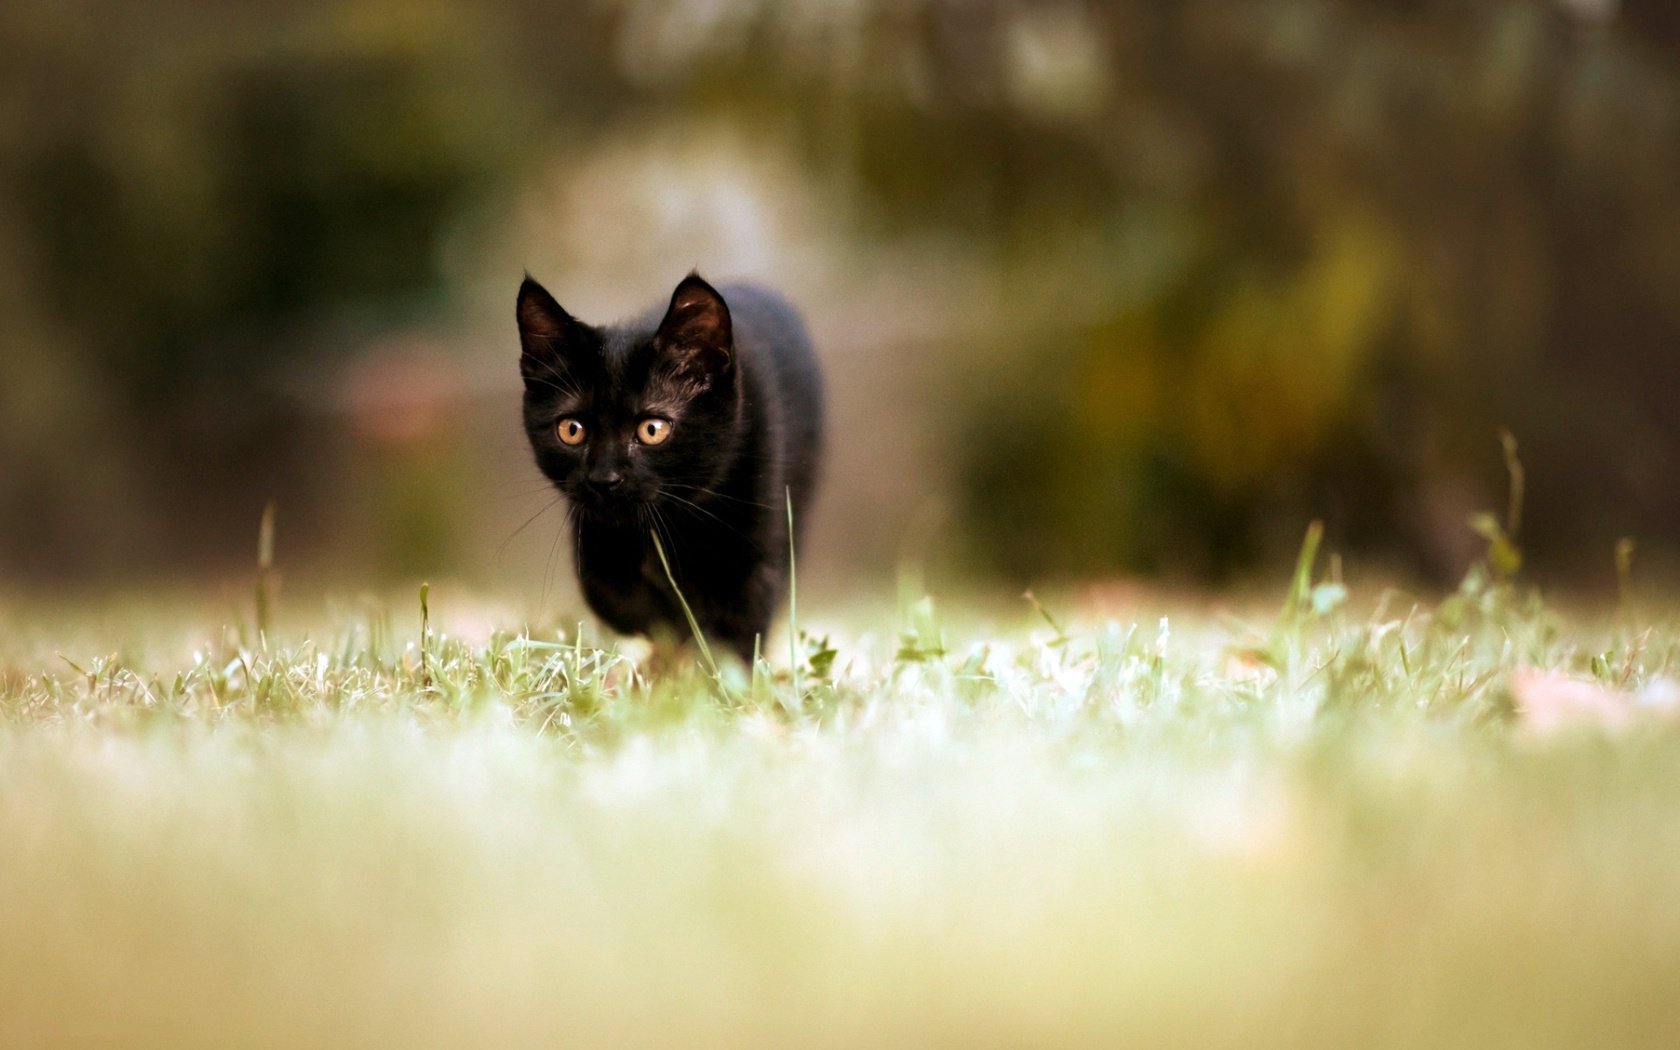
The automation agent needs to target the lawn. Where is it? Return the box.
[3,547,1679,1048]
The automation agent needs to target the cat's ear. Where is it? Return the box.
[654,273,733,384]
[517,276,583,385]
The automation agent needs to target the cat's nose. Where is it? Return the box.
[588,467,625,492]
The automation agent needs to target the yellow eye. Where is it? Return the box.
[636,418,672,446]
[556,418,587,446]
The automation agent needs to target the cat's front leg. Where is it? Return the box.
[700,562,783,665]
[574,522,677,638]
[580,572,675,638]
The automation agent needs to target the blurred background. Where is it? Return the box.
[3,0,1678,603]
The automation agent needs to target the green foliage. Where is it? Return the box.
[0,3,539,580]
[14,6,523,397]
[783,1,1680,580]
[7,0,1680,584]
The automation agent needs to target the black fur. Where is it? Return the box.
[517,273,824,661]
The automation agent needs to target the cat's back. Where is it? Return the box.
[719,284,821,398]
[719,282,824,468]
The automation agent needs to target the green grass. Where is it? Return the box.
[3,563,1680,1048]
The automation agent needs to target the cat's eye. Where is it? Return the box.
[556,418,587,446]
[636,418,673,446]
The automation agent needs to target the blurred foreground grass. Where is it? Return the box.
[3,561,1680,1048]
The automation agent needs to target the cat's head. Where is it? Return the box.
[517,273,741,522]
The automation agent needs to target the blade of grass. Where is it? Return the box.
[419,582,431,689]
[649,527,721,683]
[1281,520,1324,625]
[787,488,801,706]
[255,501,277,644]
[1023,590,1069,647]
[1500,428,1524,540]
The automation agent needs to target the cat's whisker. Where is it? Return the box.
[569,503,584,591]
[524,376,583,401]
[540,502,575,610]
[660,491,763,550]
[667,483,773,512]
[496,478,576,501]
[496,494,565,561]
[523,360,587,400]
[648,504,681,580]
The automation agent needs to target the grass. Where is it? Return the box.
[3,553,1680,1048]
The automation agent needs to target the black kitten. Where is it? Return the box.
[517,273,824,661]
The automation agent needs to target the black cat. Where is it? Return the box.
[517,273,824,661]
